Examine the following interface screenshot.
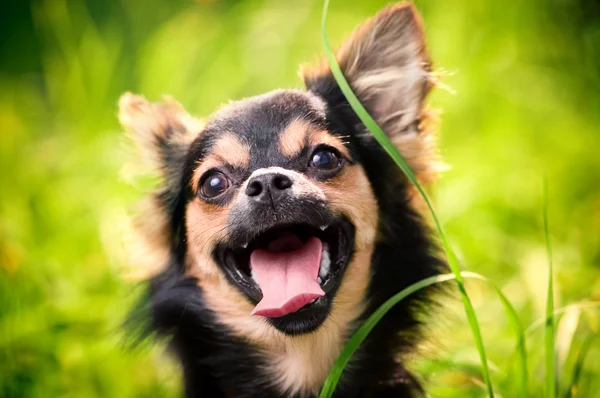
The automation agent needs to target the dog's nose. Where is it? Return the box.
[245,173,293,203]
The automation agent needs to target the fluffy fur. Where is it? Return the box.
[121,3,446,397]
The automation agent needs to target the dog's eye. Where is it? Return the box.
[310,149,340,170]
[200,171,230,198]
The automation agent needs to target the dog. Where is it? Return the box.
[119,3,446,397]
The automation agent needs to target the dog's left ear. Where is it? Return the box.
[303,3,439,181]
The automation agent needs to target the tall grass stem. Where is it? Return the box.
[320,1,493,396]
[543,177,556,398]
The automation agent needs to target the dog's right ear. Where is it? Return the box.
[303,3,440,182]
[118,93,201,278]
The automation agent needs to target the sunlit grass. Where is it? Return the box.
[319,0,493,395]
[543,177,556,398]
[1,0,599,397]
[319,1,598,397]
[318,271,530,398]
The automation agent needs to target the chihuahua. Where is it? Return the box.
[119,3,445,397]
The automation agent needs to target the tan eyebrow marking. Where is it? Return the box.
[279,119,311,158]
[190,133,250,192]
[308,130,351,159]
[211,133,250,168]
[279,119,351,159]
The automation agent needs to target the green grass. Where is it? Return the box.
[543,177,556,398]
[318,271,529,398]
[318,2,598,396]
[320,0,492,395]
[565,333,596,398]
[1,0,600,397]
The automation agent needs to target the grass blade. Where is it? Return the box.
[318,272,525,398]
[565,333,597,398]
[519,302,600,396]
[320,1,493,396]
[525,302,600,337]
[543,177,556,398]
[319,273,458,398]
[464,273,528,397]
[556,307,581,381]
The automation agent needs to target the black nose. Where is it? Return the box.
[245,173,293,203]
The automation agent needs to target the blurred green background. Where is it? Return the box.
[1,0,599,397]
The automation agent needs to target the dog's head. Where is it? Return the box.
[120,2,437,350]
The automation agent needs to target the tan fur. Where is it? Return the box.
[279,119,351,160]
[186,196,238,279]
[122,4,439,393]
[119,93,202,167]
[301,3,441,184]
[186,159,378,396]
[317,165,379,252]
[309,130,351,159]
[211,133,251,168]
[190,134,250,192]
[391,110,443,185]
[191,157,223,192]
[119,93,203,280]
[122,198,173,280]
[279,119,311,158]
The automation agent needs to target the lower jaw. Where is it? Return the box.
[266,295,331,335]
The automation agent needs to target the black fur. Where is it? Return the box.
[305,76,446,396]
[122,1,449,393]
[128,80,445,398]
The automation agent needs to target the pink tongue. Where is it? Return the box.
[250,237,325,318]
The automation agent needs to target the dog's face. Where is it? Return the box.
[120,3,439,393]
[182,90,378,335]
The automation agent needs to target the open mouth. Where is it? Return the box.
[215,217,355,334]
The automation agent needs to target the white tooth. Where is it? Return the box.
[242,242,248,249]
[317,276,323,284]
[319,243,331,279]
[319,225,328,231]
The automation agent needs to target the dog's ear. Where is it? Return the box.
[118,93,201,278]
[303,4,439,182]
[119,93,201,196]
